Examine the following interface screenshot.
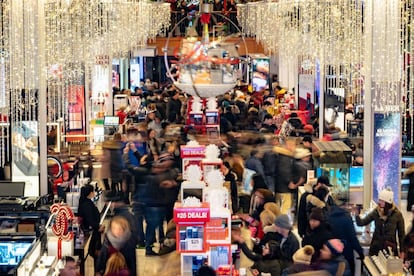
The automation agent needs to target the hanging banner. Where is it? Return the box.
[298,74,314,115]
[66,85,86,142]
[373,113,401,204]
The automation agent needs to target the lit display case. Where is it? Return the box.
[314,140,352,202]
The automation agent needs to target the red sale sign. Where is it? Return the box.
[180,145,206,158]
[174,206,210,223]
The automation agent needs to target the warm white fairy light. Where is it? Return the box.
[368,0,401,113]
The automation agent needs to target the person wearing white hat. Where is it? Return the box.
[356,188,405,256]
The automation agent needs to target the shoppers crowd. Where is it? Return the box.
[76,80,414,276]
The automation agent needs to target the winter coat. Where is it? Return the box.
[239,242,281,276]
[291,159,312,185]
[302,222,335,261]
[405,165,414,212]
[327,204,364,269]
[316,255,352,276]
[274,153,294,193]
[281,263,320,276]
[96,234,136,275]
[78,198,100,232]
[356,204,405,256]
[252,224,283,255]
[246,156,265,178]
[102,140,124,183]
[123,151,150,203]
[297,182,314,237]
[278,231,301,268]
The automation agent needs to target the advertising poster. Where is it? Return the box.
[298,74,314,114]
[251,57,270,92]
[66,85,86,142]
[373,113,401,204]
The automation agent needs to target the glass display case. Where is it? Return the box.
[314,140,352,202]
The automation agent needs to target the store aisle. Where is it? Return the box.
[83,199,413,276]
[84,226,254,276]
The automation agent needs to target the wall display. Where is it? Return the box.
[12,120,39,183]
[324,88,345,131]
[251,55,270,92]
[373,113,401,204]
[298,74,315,114]
[66,85,86,142]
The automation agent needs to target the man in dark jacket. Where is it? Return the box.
[327,202,365,274]
[273,147,294,215]
[297,175,334,238]
[124,146,178,256]
[166,90,182,123]
[123,142,148,248]
[302,207,335,261]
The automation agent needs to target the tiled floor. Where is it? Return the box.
[84,199,413,276]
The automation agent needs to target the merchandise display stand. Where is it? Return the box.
[181,141,206,181]
[175,143,235,276]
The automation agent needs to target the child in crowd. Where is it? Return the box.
[316,239,352,276]
[281,245,315,275]
[103,252,130,276]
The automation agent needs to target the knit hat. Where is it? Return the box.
[325,239,344,256]
[309,207,325,222]
[317,175,332,187]
[292,245,315,265]
[378,188,394,204]
[274,214,292,230]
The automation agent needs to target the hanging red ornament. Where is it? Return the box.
[200,13,211,24]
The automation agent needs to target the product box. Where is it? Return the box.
[17,223,35,233]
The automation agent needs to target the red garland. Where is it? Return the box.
[200,13,211,24]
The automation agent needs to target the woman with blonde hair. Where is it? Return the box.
[95,216,136,276]
[104,252,130,276]
[251,209,282,254]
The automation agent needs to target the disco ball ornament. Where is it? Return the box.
[164,3,247,98]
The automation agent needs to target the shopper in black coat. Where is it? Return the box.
[404,163,414,212]
[327,203,364,274]
[78,184,104,259]
[232,229,282,276]
[302,207,335,261]
[356,188,405,256]
[166,90,182,123]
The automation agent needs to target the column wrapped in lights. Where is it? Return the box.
[43,0,171,125]
[0,1,11,167]
[237,0,365,115]
[368,0,401,112]
[400,0,414,143]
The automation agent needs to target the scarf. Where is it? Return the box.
[107,228,131,250]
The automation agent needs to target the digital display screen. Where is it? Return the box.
[104,116,120,126]
[0,182,25,197]
[0,239,34,273]
[349,167,363,187]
